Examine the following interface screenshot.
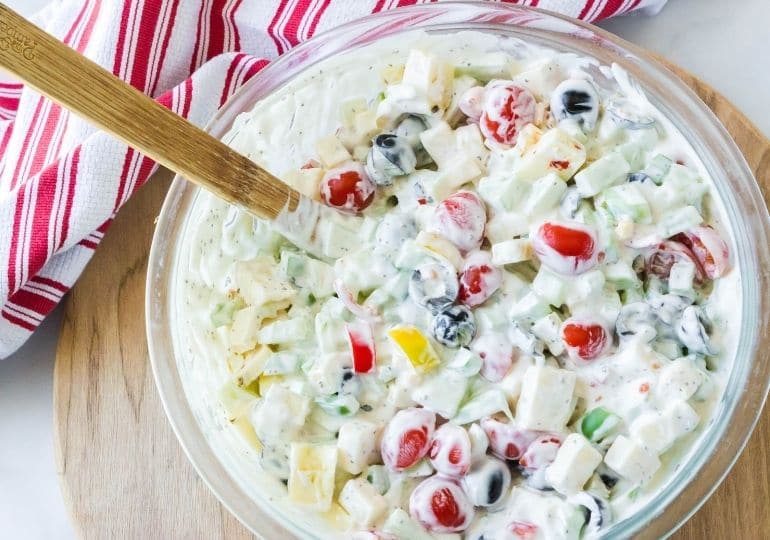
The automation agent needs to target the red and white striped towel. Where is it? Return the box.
[0,0,667,358]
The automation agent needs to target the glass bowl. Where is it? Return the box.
[146,3,770,538]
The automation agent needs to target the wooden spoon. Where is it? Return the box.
[0,4,301,221]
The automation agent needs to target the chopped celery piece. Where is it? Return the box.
[454,389,513,425]
[643,154,672,184]
[659,205,703,237]
[210,297,245,328]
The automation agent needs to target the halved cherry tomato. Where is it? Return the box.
[381,408,436,471]
[429,423,471,477]
[518,434,562,470]
[410,476,475,533]
[429,191,487,253]
[561,320,608,361]
[479,83,536,147]
[320,162,375,213]
[480,417,538,460]
[673,226,730,279]
[510,521,539,539]
[458,251,502,308]
[645,240,705,282]
[533,221,598,275]
[346,321,376,374]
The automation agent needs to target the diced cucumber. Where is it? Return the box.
[485,212,529,243]
[454,52,512,80]
[394,239,430,270]
[446,347,482,377]
[412,370,468,419]
[658,205,703,237]
[581,407,620,442]
[262,351,302,376]
[669,260,696,296]
[454,389,513,425]
[210,297,244,328]
[364,464,390,495]
[604,261,641,291]
[315,393,360,417]
[620,287,645,304]
[258,316,311,345]
[219,380,257,421]
[575,152,631,197]
[531,312,564,356]
[532,267,568,306]
[644,154,673,184]
[382,509,433,540]
[478,174,529,212]
[510,291,551,322]
[599,183,652,224]
[280,249,335,298]
[598,288,623,324]
[524,173,567,217]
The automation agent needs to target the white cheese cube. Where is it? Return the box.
[282,167,323,199]
[419,121,456,169]
[668,260,696,296]
[575,152,631,197]
[663,400,700,437]
[545,434,602,495]
[454,123,489,166]
[402,49,453,108]
[604,435,661,485]
[235,257,296,306]
[307,353,351,395]
[491,239,532,265]
[337,420,381,475]
[524,173,567,216]
[477,174,529,212]
[658,357,706,401]
[353,109,379,141]
[515,366,576,431]
[229,306,262,354]
[412,369,468,419]
[430,155,483,201]
[250,385,310,447]
[339,478,388,526]
[257,316,311,345]
[531,312,565,356]
[315,134,351,168]
[288,442,337,511]
[633,400,700,455]
[485,212,529,243]
[317,218,358,259]
[532,268,568,306]
[382,508,434,540]
[513,128,586,181]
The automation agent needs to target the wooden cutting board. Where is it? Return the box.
[53,63,770,540]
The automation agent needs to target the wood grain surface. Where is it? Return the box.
[54,66,770,539]
[0,4,299,221]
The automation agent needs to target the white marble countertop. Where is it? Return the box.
[2,1,769,538]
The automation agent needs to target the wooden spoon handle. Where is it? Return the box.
[0,4,299,219]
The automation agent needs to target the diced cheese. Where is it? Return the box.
[257,316,311,344]
[337,419,381,475]
[575,152,631,197]
[604,435,661,485]
[419,121,456,169]
[509,291,551,322]
[545,434,602,495]
[430,155,483,201]
[411,369,468,419]
[288,442,337,511]
[516,366,576,431]
[491,239,532,265]
[401,49,453,109]
[512,128,586,182]
[339,478,388,526]
[235,257,296,307]
[250,384,310,447]
[658,357,706,401]
[630,400,699,455]
[485,212,529,243]
[455,123,490,166]
[229,306,262,354]
[316,217,358,259]
[477,175,529,212]
[233,345,271,388]
[282,167,324,200]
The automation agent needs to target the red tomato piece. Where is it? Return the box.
[518,434,562,470]
[510,521,539,539]
[673,226,731,279]
[480,418,538,461]
[645,240,705,282]
[381,408,436,472]
[561,320,609,361]
[320,162,375,213]
[429,191,487,253]
[479,83,536,147]
[346,321,376,374]
[429,423,471,477]
[410,476,475,533]
[532,221,598,275]
[458,251,502,308]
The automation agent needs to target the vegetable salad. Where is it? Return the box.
[174,31,739,539]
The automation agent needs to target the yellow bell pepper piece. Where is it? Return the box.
[388,326,440,373]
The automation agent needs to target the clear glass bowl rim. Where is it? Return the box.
[146,3,770,539]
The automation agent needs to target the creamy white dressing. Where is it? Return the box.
[170,30,741,539]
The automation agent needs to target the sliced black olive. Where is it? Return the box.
[431,304,476,348]
[550,79,600,130]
